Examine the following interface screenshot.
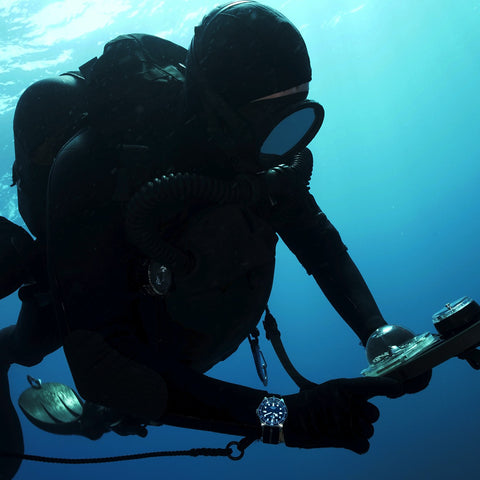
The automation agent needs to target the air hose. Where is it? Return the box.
[126,173,258,276]
[125,149,313,277]
[288,147,313,187]
[262,148,313,197]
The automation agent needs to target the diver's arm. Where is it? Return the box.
[274,191,386,346]
[273,187,432,392]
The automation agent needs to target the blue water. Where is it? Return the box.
[1,1,480,478]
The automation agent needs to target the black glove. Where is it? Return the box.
[78,402,115,440]
[402,369,432,394]
[283,377,403,454]
[79,402,148,439]
[110,415,149,438]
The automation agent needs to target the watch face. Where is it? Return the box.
[257,397,288,426]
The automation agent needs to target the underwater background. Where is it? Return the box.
[1,0,479,478]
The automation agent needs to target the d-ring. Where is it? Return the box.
[226,441,245,461]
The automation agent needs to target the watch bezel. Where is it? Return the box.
[257,396,288,426]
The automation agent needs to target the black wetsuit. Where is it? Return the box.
[8,68,387,438]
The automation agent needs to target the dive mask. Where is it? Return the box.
[239,94,324,169]
[193,80,325,172]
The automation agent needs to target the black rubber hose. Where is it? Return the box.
[125,173,255,276]
[262,148,313,200]
[289,148,313,187]
[126,150,313,277]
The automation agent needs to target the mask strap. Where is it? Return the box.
[251,82,310,102]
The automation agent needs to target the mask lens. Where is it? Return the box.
[260,107,316,156]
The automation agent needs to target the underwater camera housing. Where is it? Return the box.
[362,296,480,380]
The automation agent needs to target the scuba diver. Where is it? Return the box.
[0,1,430,478]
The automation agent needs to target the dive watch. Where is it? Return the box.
[256,396,288,444]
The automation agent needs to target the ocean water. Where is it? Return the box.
[1,1,479,479]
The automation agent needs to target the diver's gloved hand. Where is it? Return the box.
[79,402,148,439]
[78,402,116,440]
[110,415,148,438]
[283,377,403,454]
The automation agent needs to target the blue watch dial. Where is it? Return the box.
[257,397,288,426]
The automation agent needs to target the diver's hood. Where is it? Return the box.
[183,1,317,171]
[185,1,312,111]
